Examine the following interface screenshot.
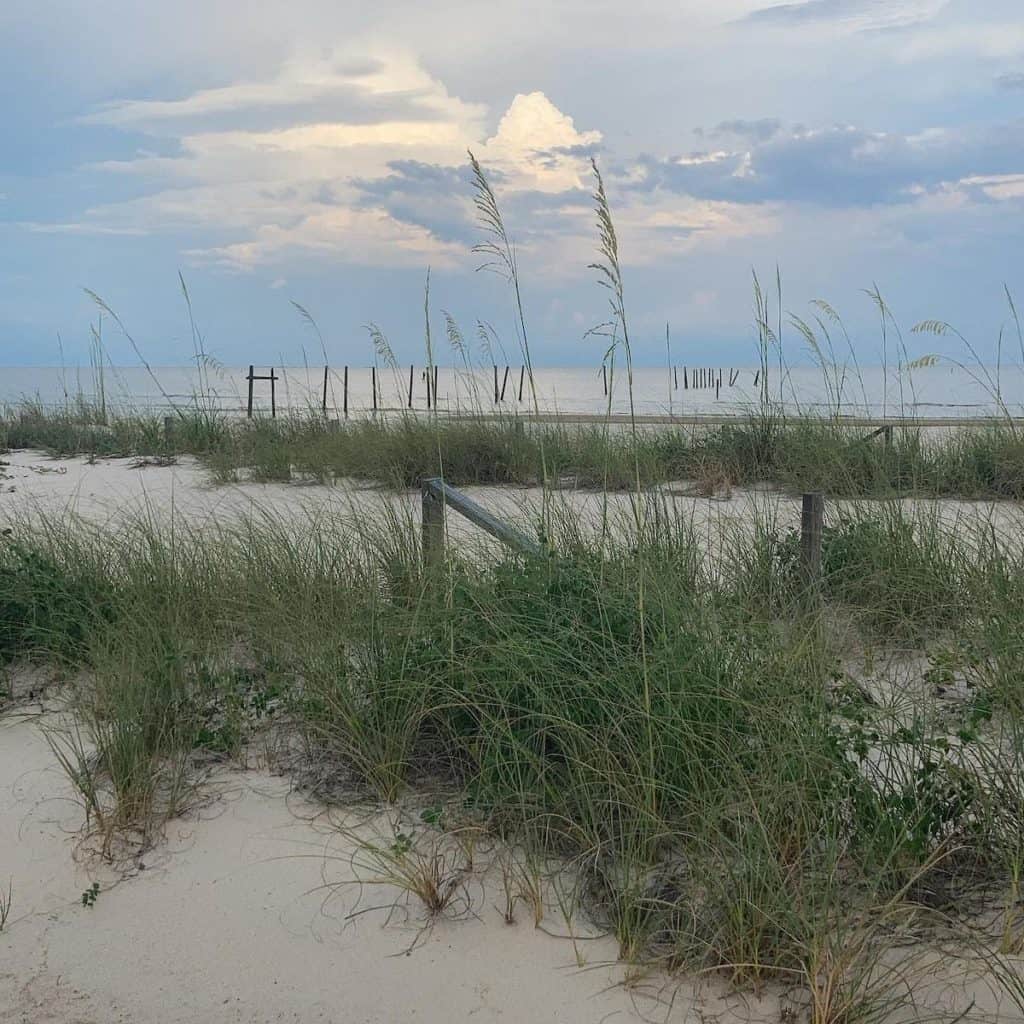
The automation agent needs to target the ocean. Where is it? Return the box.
[1,362,1021,419]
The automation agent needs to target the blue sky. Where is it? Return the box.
[1,0,1023,367]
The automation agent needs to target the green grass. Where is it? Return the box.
[8,402,1024,499]
[3,496,1024,1015]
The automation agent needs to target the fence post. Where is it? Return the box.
[422,481,445,567]
[800,492,824,587]
[247,365,255,418]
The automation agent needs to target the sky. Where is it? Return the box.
[1,0,1023,368]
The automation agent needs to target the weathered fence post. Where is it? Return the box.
[269,367,277,419]
[422,480,445,567]
[343,366,349,419]
[247,365,255,418]
[800,491,824,586]
[322,365,329,413]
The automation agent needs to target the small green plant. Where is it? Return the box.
[81,882,100,908]
[0,878,12,931]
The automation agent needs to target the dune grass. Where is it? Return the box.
[3,495,1024,1016]
[7,400,1024,500]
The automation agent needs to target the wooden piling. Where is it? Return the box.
[500,365,510,402]
[602,364,608,396]
[343,366,349,419]
[800,492,824,586]
[372,366,377,413]
[408,365,414,409]
[422,481,445,567]
[269,368,276,419]
[247,365,254,418]
[518,366,525,402]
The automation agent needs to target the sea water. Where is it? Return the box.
[1,362,1021,419]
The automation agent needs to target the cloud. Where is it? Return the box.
[80,54,479,133]
[634,120,1024,207]
[56,57,615,273]
[739,0,946,30]
[996,72,1024,91]
[707,119,784,142]
[476,91,603,193]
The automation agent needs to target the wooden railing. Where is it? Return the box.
[422,477,826,589]
[421,478,545,564]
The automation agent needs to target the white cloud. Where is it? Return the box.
[476,91,602,192]
[957,174,1024,201]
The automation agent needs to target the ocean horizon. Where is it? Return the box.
[1,362,1022,420]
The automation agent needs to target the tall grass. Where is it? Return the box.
[3,496,1024,1015]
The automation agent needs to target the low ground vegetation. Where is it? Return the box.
[6,403,1024,499]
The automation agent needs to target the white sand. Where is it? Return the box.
[1,453,1021,1022]
[2,450,1021,550]
[1,709,750,1024]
